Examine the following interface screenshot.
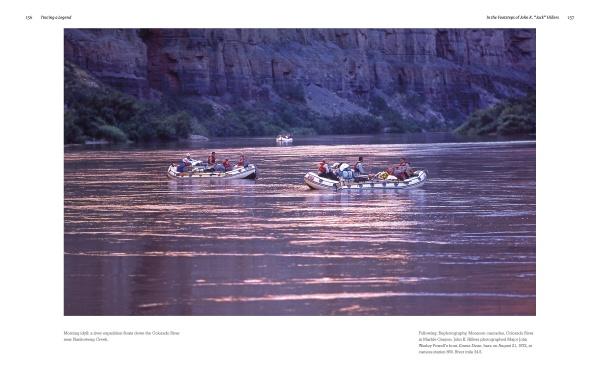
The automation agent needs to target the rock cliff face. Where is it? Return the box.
[64,28,535,125]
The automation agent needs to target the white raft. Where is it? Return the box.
[167,164,257,179]
[304,170,427,191]
[276,136,293,143]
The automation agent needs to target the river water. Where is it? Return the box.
[64,134,535,315]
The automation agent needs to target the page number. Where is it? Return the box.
[568,16,575,20]
[25,15,32,20]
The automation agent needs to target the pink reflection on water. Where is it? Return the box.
[64,139,536,315]
[206,291,536,303]
[192,276,441,288]
[66,250,409,261]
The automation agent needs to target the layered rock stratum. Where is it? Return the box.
[64,28,535,126]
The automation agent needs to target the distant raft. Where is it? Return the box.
[304,170,427,191]
[276,135,293,143]
[167,164,257,179]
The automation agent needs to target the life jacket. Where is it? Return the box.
[341,169,353,179]
[318,163,327,174]
[208,155,216,164]
[223,160,232,169]
[237,156,246,166]
[396,161,408,174]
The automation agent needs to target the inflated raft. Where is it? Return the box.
[167,164,257,179]
[304,170,427,191]
[276,136,293,143]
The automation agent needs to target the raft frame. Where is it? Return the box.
[167,164,257,179]
[304,170,427,191]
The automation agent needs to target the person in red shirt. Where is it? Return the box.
[237,154,247,167]
[223,158,232,171]
[393,158,413,180]
[318,159,337,180]
[318,159,328,175]
[207,152,216,165]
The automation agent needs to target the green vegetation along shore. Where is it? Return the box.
[64,62,450,144]
[65,61,534,145]
[454,93,536,136]
[65,63,197,144]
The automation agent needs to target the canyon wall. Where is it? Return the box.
[64,28,535,125]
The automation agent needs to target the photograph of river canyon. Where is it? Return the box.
[64,28,535,315]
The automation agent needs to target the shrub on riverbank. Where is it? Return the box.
[96,125,128,143]
[65,62,458,144]
[368,94,435,133]
[455,93,536,136]
[65,62,385,143]
[197,101,384,137]
[64,63,198,144]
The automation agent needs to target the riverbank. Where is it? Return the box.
[455,94,536,136]
[64,132,535,152]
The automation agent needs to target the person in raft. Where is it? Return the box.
[214,158,232,172]
[183,153,194,166]
[207,151,216,165]
[175,153,194,172]
[353,156,370,182]
[237,154,248,167]
[318,159,337,180]
[222,158,233,171]
[200,152,218,172]
[174,161,186,173]
[393,158,413,180]
[354,156,367,174]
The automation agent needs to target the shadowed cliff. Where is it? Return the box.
[64,28,535,143]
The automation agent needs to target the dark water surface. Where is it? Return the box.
[64,134,535,315]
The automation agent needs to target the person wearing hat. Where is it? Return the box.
[181,152,194,171]
[182,153,192,164]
